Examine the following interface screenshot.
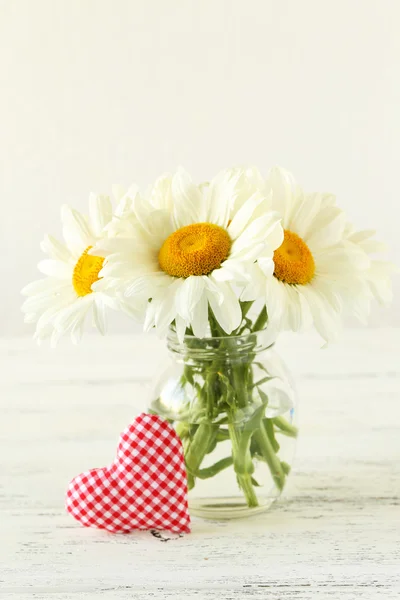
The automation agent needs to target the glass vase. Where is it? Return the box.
[148,328,298,520]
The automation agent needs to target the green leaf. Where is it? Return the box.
[216,428,230,441]
[205,429,218,455]
[251,476,262,487]
[242,401,267,433]
[183,365,194,385]
[251,376,274,389]
[197,456,233,479]
[257,388,269,405]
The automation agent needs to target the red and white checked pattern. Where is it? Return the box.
[66,413,190,534]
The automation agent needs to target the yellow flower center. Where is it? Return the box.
[72,246,104,296]
[158,223,232,278]
[273,230,315,285]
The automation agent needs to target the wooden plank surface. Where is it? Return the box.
[1,330,399,599]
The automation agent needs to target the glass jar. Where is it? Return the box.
[148,328,298,520]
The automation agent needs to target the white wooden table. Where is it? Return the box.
[1,330,400,599]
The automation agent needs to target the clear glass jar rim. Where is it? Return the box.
[167,326,278,355]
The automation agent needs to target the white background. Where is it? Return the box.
[1,0,399,337]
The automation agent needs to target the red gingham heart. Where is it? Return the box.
[66,413,191,534]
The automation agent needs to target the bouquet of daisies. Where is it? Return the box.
[22,166,395,511]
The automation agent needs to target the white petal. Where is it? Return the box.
[257,257,275,277]
[203,276,224,304]
[206,280,241,334]
[143,300,157,332]
[24,313,37,324]
[50,327,64,348]
[71,313,87,345]
[119,295,148,322]
[37,260,72,279]
[35,295,75,331]
[289,193,334,239]
[40,235,72,262]
[282,285,312,332]
[97,290,120,311]
[262,217,285,253]
[348,229,376,244]
[340,277,372,323]
[93,296,107,335]
[265,166,299,226]
[114,185,138,217]
[91,237,137,258]
[311,279,343,313]
[61,205,94,255]
[241,264,266,301]
[231,213,283,257]
[191,293,208,338]
[54,295,93,334]
[227,192,265,240]
[145,209,174,245]
[229,241,266,262]
[124,272,170,298]
[347,228,388,254]
[153,280,182,334]
[316,242,370,273]
[131,193,156,233]
[212,259,250,283]
[358,239,387,254]
[305,208,346,250]
[175,276,205,321]
[22,287,70,315]
[150,174,173,210]
[171,167,204,228]
[175,314,187,342]
[265,276,286,328]
[88,193,112,236]
[34,328,52,345]
[367,261,395,304]
[230,166,267,212]
[21,277,68,297]
[299,285,342,343]
[99,261,137,280]
[206,169,240,227]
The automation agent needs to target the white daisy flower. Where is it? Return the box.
[93,167,283,339]
[21,194,118,345]
[243,166,379,343]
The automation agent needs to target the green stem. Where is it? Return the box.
[253,421,286,491]
[184,423,215,490]
[273,416,298,438]
[231,364,248,409]
[228,423,258,507]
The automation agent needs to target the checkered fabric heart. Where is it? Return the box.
[66,413,191,534]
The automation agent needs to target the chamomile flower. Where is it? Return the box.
[21,195,118,345]
[93,167,283,339]
[243,167,378,342]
